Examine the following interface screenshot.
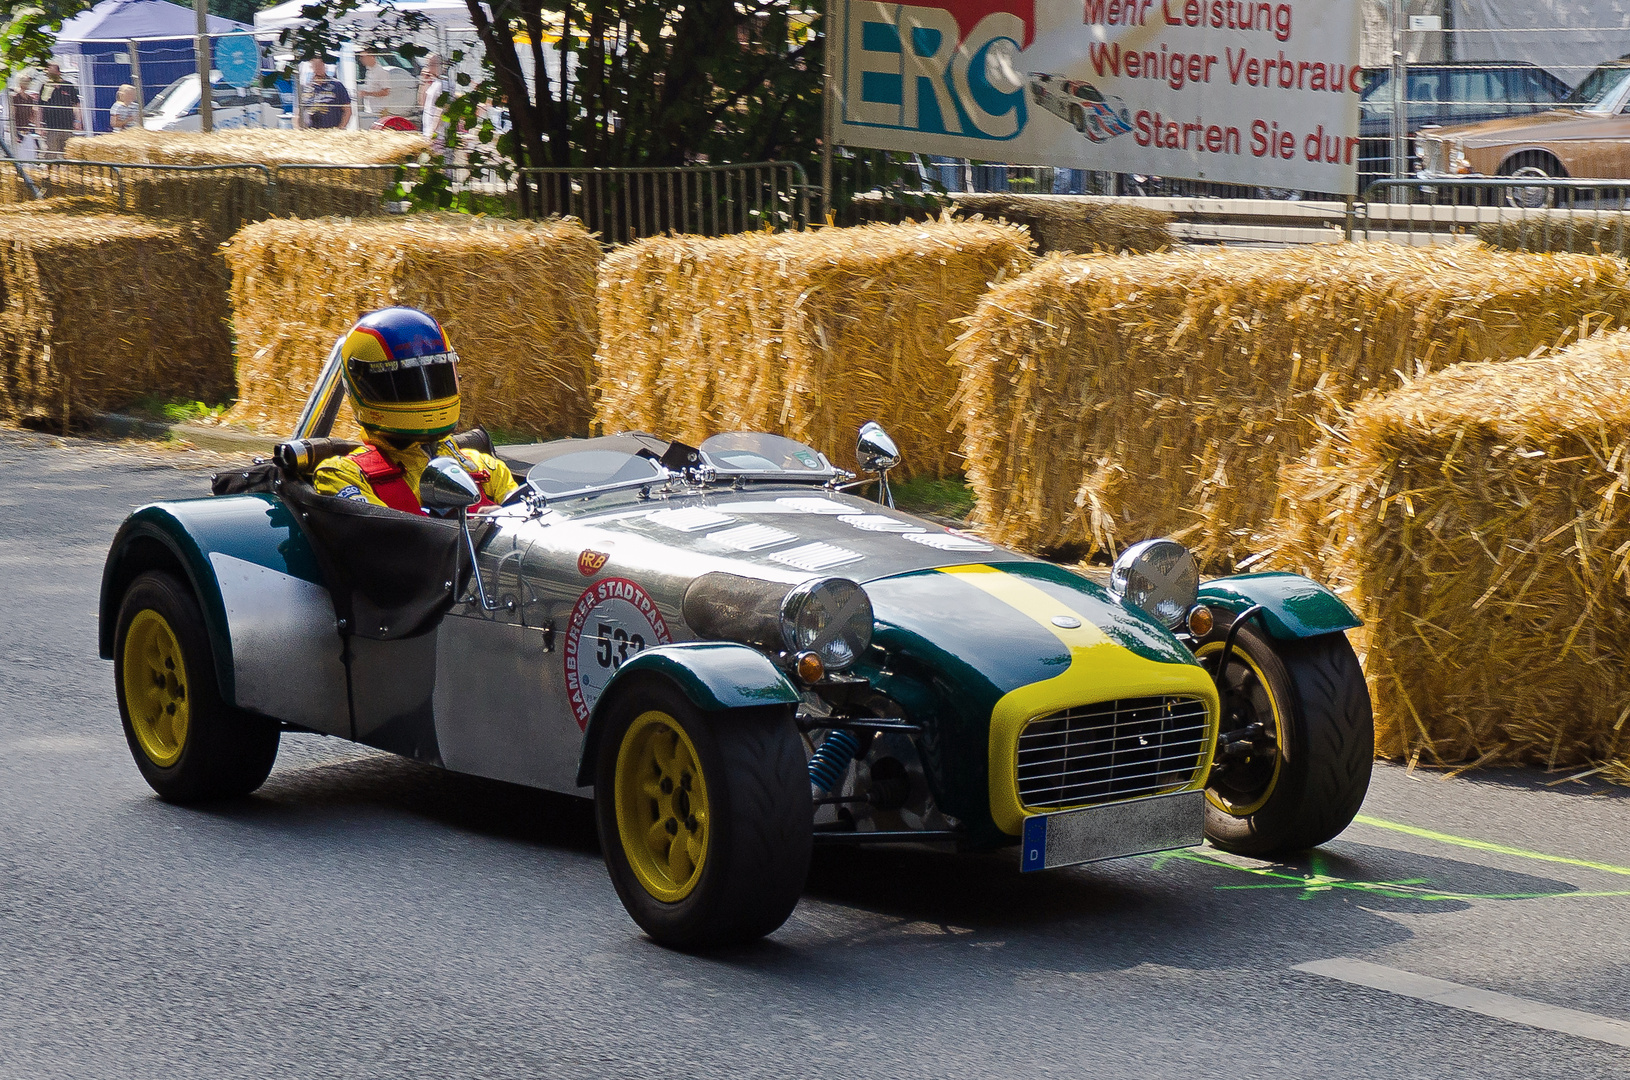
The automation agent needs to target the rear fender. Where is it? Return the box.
[99,495,327,708]
[574,642,800,787]
[1198,572,1361,641]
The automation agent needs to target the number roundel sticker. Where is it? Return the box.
[564,577,671,730]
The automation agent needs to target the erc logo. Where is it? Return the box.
[844,0,1035,140]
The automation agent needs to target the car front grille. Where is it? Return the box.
[1016,696,1211,811]
[1418,136,1447,173]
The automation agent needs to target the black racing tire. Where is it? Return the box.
[594,680,812,949]
[113,571,280,803]
[1198,624,1372,857]
[1072,105,1087,133]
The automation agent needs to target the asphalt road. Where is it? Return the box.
[2,427,1628,1079]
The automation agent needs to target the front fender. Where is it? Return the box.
[1198,572,1361,640]
[574,642,800,787]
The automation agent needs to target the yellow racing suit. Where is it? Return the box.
[314,436,518,510]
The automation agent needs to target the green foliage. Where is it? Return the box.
[0,1,92,76]
[893,475,976,522]
[127,396,231,424]
[284,0,823,183]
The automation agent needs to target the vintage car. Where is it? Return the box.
[1357,61,1570,187]
[1029,73,1133,142]
[1416,56,1630,200]
[99,363,1373,948]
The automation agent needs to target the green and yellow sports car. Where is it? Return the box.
[101,377,1372,948]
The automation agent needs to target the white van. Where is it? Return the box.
[143,71,284,131]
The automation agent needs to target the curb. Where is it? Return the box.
[92,413,278,454]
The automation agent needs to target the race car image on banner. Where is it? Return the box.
[1029,73,1132,142]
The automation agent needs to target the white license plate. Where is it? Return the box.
[1020,789,1205,872]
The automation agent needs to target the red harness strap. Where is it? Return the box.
[464,464,497,512]
[352,447,426,515]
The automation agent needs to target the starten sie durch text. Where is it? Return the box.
[1085,0,1361,164]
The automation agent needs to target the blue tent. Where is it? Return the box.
[53,0,253,132]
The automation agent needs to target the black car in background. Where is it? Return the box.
[1358,61,1571,191]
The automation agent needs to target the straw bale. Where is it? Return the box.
[951,195,1172,254]
[1275,331,1630,776]
[0,212,230,425]
[223,215,601,440]
[67,129,427,167]
[954,242,1630,567]
[595,219,1034,475]
[1476,217,1630,259]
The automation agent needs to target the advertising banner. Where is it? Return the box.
[833,0,1363,192]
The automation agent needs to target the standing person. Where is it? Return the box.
[9,76,40,155]
[420,54,450,147]
[300,58,351,130]
[357,52,413,121]
[38,62,81,159]
[108,83,140,132]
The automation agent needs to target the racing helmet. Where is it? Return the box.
[339,307,461,440]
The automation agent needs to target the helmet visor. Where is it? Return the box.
[347,350,459,404]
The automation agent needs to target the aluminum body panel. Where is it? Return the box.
[208,552,349,736]
[530,486,1033,586]
[350,632,440,762]
[1019,789,1204,871]
[433,616,584,791]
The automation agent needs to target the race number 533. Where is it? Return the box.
[564,577,672,730]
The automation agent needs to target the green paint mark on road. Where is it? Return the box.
[1162,849,1630,903]
[1353,815,1630,879]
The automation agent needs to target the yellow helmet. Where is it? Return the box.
[340,307,461,440]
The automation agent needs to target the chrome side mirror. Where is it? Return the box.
[856,421,900,508]
[423,456,500,612]
[420,456,481,511]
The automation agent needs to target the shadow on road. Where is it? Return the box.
[208,751,602,856]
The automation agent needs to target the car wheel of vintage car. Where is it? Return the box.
[114,571,280,803]
[1498,153,1564,208]
[594,682,812,949]
[1196,624,1372,857]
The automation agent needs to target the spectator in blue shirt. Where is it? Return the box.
[301,59,350,130]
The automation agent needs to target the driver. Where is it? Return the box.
[314,307,519,512]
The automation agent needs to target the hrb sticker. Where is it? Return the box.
[577,549,610,576]
[563,577,671,730]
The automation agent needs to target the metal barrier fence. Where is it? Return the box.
[11,153,1630,257]
[0,157,813,243]
[2,158,277,218]
[1356,177,1630,254]
[513,163,812,243]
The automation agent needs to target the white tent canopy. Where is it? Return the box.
[254,0,478,38]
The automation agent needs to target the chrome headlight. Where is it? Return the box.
[1108,539,1199,630]
[780,578,873,671]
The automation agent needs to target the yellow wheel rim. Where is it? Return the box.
[122,609,190,768]
[613,710,709,903]
[1197,641,1283,818]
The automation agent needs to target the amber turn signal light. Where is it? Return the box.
[1186,605,1215,638]
[795,651,825,684]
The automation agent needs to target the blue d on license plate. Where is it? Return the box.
[1020,789,1205,872]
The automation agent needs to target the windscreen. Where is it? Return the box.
[1563,64,1630,108]
[699,432,830,475]
[525,448,665,494]
[145,76,199,117]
